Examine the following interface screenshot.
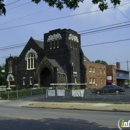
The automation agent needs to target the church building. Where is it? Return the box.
[5,29,86,89]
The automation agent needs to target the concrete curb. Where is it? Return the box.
[24,102,130,112]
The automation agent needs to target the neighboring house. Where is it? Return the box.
[116,69,129,87]
[84,61,106,88]
[116,62,129,87]
[5,29,86,89]
[106,65,117,85]
[84,61,129,89]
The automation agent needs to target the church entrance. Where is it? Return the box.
[40,67,52,87]
[7,74,14,89]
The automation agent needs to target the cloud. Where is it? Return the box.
[73,0,130,25]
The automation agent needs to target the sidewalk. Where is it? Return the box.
[26,102,130,112]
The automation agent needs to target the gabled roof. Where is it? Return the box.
[34,39,44,50]
[48,59,64,73]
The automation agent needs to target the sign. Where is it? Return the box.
[107,76,113,83]
[72,90,84,97]
[57,90,65,96]
[48,90,55,96]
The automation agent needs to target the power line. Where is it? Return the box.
[78,21,130,33]
[0,11,130,32]
[7,1,31,11]
[0,8,50,26]
[6,0,20,6]
[0,39,43,51]
[0,9,102,31]
[0,38,129,52]
[81,38,130,47]
[1,1,130,27]
[80,22,130,35]
[115,7,130,21]
[1,1,130,31]
[0,44,25,51]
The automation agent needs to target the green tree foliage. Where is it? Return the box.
[0,0,121,15]
[0,0,6,15]
[32,0,121,11]
[95,60,108,65]
[0,64,6,85]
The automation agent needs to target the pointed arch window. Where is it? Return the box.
[27,53,36,69]
[25,48,38,70]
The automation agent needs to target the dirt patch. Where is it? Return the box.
[26,102,130,112]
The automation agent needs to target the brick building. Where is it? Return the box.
[84,61,106,88]
[106,65,116,85]
[5,29,86,89]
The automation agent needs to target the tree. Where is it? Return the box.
[0,0,6,15]
[0,0,121,15]
[32,0,121,11]
[95,60,108,65]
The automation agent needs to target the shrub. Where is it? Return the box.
[0,88,46,100]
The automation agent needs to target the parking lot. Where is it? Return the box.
[38,88,130,103]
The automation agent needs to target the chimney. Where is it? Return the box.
[116,62,120,69]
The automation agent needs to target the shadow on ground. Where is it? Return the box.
[0,117,119,130]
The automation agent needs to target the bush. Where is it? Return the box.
[0,88,46,100]
[0,92,8,99]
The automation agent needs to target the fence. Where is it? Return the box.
[46,88,130,101]
[0,88,130,101]
[0,87,46,100]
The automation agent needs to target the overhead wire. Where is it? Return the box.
[0,37,129,51]
[0,8,51,26]
[78,21,130,33]
[115,7,130,21]
[7,1,31,11]
[0,1,130,63]
[81,38,130,47]
[80,22,130,35]
[0,1,130,31]
[6,0,20,6]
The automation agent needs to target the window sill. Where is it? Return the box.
[27,68,35,70]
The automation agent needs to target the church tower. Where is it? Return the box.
[44,29,86,88]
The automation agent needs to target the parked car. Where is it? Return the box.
[92,85,125,95]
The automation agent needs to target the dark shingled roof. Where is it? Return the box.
[34,39,44,50]
[48,59,64,73]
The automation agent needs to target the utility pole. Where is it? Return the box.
[127,61,129,71]
[127,60,130,87]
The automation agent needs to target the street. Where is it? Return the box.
[0,96,129,130]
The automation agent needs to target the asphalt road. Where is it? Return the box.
[0,97,130,130]
[0,90,130,130]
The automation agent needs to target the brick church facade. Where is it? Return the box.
[5,29,86,89]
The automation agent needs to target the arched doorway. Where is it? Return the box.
[7,74,14,88]
[40,67,52,87]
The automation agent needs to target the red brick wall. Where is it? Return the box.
[84,61,106,89]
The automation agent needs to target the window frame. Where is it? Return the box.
[27,52,36,70]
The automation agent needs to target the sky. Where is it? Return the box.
[0,0,130,70]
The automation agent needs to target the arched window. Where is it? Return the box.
[25,48,38,70]
[27,53,36,69]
